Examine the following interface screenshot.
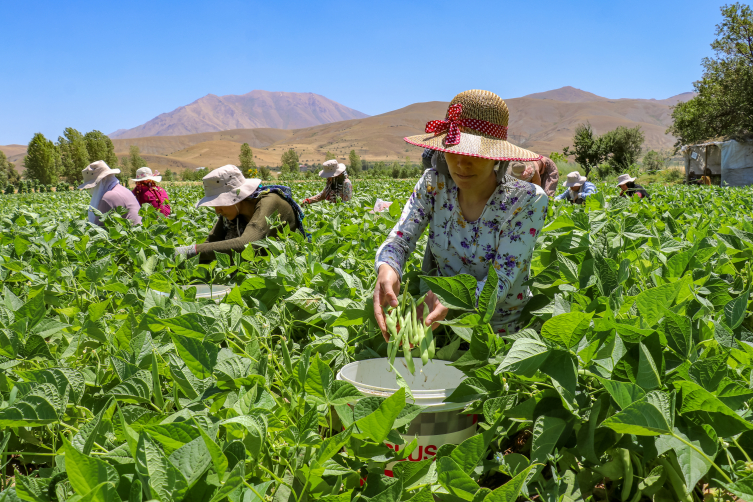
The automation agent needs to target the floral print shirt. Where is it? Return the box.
[306,176,353,204]
[376,168,549,333]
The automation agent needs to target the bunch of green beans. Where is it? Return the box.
[384,286,435,375]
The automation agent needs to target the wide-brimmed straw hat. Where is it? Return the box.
[131,167,162,183]
[563,171,587,187]
[507,162,535,182]
[78,160,121,190]
[404,90,542,161]
[196,165,261,208]
[616,173,637,186]
[319,159,346,178]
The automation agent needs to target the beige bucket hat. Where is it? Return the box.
[78,160,121,190]
[563,171,587,187]
[507,162,535,182]
[196,165,261,208]
[616,173,637,185]
[319,159,347,178]
[404,89,542,161]
[131,167,162,183]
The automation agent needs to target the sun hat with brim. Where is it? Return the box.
[131,167,162,183]
[507,161,535,182]
[616,174,637,186]
[563,171,587,187]
[319,159,347,178]
[78,160,121,190]
[404,89,542,162]
[195,165,261,208]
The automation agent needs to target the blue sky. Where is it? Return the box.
[0,0,727,145]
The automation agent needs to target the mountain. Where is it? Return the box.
[109,90,369,139]
[523,86,608,103]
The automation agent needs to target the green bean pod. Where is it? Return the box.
[402,332,414,374]
[658,458,692,502]
[620,448,633,502]
[426,323,435,359]
[411,298,420,346]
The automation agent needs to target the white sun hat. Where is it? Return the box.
[78,160,121,190]
[131,167,162,183]
[319,159,347,178]
[507,161,535,182]
[195,165,261,208]
[616,173,637,186]
[562,171,587,187]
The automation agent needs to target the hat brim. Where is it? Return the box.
[195,178,261,208]
[404,132,541,162]
[132,176,162,183]
[77,168,121,190]
[616,176,636,185]
[319,165,346,178]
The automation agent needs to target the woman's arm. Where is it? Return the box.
[478,189,549,301]
[342,179,353,202]
[303,184,329,204]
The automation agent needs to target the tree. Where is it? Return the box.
[668,3,753,145]
[24,133,62,185]
[562,123,606,177]
[324,151,337,161]
[642,150,669,171]
[58,128,90,183]
[280,149,300,174]
[601,126,644,169]
[163,169,174,181]
[348,150,361,179]
[0,150,20,185]
[84,130,119,169]
[259,166,272,180]
[128,145,146,178]
[239,143,257,177]
[390,161,401,179]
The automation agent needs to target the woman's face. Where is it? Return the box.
[214,204,239,220]
[569,185,581,193]
[444,152,496,190]
[619,183,628,191]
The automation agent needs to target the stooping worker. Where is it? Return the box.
[373,90,549,338]
[616,173,649,200]
[78,160,142,226]
[531,156,560,196]
[554,171,597,204]
[131,167,171,216]
[301,159,353,204]
[174,165,306,262]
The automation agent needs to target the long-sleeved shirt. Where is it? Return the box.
[375,169,548,334]
[132,184,171,216]
[96,184,142,226]
[537,157,560,196]
[197,192,298,262]
[554,181,597,202]
[305,177,353,204]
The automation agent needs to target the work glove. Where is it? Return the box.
[175,244,197,258]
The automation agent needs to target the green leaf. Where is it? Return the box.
[168,436,213,488]
[601,391,673,435]
[541,349,578,410]
[0,383,59,427]
[635,281,683,327]
[134,433,188,502]
[208,460,245,502]
[313,425,353,468]
[636,343,661,390]
[222,412,267,459]
[674,380,753,434]
[64,438,119,496]
[71,398,111,455]
[540,312,591,349]
[142,422,201,456]
[304,355,332,401]
[661,307,692,358]
[656,420,717,489]
[724,291,749,330]
[483,464,535,502]
[437,456,480,501]
[109,369,152,404]
[79,482,122,502]
[419,274,477,310]
[450,429,494,476]
[478,263,499,323]
[355,387,405,443]
[530,415,566,478]
[196,420,229,482]
[597,378,646,410]
[170,333,218,379]
[494,338,549,377]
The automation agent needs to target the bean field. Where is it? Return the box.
[2,179,753,502]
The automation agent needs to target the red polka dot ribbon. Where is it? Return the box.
[424,103,508,145]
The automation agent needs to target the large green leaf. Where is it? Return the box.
[597,378,646,410]
[636,343,661,390]
[0,383,59,427]
[529,415,566,479]
[168,436,213,487]
[170,333,218,379]
[437,456,480,501]
[477,263,499,323]
[494,338,549,377]
[656,420,717,489]
[222,412,267,459]
[540,312,591,349]
[724,291,749,330]
[601,391,673,435]
[64,438,119,496]
[420,274,477,310]
[355,387,405,443]
[674,380,753,435]
[635,280,684,327]
[134,433,188,502]
[108,369,152,404]
[483,464,535,502]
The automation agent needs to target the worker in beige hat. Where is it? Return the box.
[555,171,597,204]
[301,159,352,204]
[174,165,307,261]
[373,89,549,341]
[78,160,142,226]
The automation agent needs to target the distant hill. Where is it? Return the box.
[523,86,609,103]
[109,90,369,139]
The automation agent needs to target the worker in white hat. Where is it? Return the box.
[554,171,597,204]
[301,159,352,204]
[78,161,142,226]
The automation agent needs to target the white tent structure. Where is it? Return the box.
[682,138,753,186]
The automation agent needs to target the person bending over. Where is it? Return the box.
[78,160,141,226]
[554,171,597,204]
[131,167,171,217]
[301,160,352,204]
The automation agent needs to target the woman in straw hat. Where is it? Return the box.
[78,160,142,226]
[131,167,171,217]
[301,159,353,204]
[373,89,549,338]
[554,171,597,204]
[174,165,307,261]
[616,173,649,200]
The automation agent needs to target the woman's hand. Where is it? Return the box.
[374,264,400,342]
[417,291,448,330]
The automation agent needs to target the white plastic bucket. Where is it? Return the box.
[336,357,478,475]
[154,284,232,303]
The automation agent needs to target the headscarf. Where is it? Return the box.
[88,174,119,224]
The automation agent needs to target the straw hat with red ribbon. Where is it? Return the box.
[404,89,542,162]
